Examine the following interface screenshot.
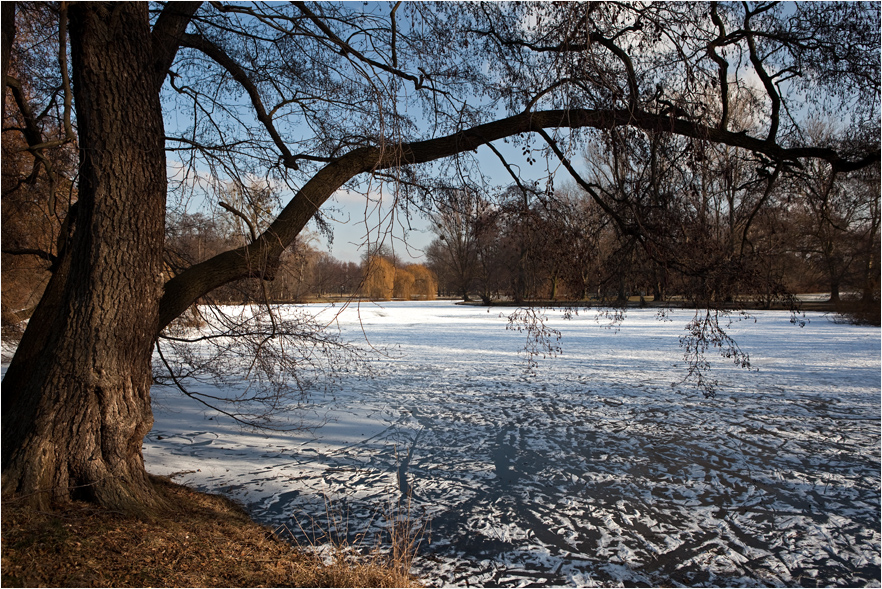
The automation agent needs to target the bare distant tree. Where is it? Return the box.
[426,188,485,301]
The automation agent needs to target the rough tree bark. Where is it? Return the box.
[2,3,177,512]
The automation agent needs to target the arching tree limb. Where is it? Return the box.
[157,106,879,331]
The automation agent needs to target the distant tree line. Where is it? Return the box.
[425,130,880,318]
[163,210,436,304]
[3,196,440,316]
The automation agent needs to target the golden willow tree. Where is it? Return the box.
[1,1,878,511]
[364,256,396,301]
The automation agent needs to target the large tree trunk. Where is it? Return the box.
[829,278,841,303]
[1,3,167,513]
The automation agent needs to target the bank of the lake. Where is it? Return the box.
[1,475,419,588]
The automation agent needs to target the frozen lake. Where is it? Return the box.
[143,301,881,587]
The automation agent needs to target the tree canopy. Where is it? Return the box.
[1,1,879,511]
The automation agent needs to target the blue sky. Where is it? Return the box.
[316,140,540,264]
[160,2,546,265]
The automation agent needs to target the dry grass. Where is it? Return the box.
[1,476,420,587]
[283,490,429,585]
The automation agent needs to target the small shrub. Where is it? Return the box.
[836,294,881,326]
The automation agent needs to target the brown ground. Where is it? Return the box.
[1,476,418,588]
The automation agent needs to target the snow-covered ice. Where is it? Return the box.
[141,301,881,587]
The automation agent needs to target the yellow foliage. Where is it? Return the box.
[363,259,436,300]
[363,257,395,300]
[408,265,437,300]
[394,267,415,299]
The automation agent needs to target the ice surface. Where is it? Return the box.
[140,302,880,587]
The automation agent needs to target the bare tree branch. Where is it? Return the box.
[1,247,57,265]
[158,105,878,331]
[179,32,301,171]
[151,1,202,90]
